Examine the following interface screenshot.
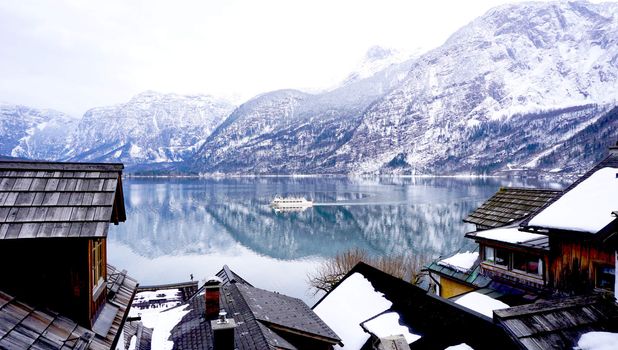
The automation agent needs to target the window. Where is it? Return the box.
[92,239,105,289]
[596,265,615,290]
[513,252,543,277]
[484,246,509,267]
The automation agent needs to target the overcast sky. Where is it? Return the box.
[0,0,579,116]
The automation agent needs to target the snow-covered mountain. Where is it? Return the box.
[192,48,416,174]
[193,0,618,175]
[64,91,235,169]
[0,103,76,161]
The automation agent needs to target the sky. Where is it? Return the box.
[0,0,586,116]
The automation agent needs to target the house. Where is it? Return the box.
[427,188,560,298]
[169,265,341,350]
[0,160,138,349]
[518,143,618,295]
[313,262,515,350]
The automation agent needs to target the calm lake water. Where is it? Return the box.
[107,176,564,305]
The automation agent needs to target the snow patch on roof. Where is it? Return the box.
[314,272,393,349]
[529,167,618,233]
[363,312,420,345]
[474,226,546,244]
[454,292,509,318]
[577,331,618,350]
[445,343,474,350]
[438,251,479,272]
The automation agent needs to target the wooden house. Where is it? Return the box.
[519,145,618,295]
[427,188,560,298]
[0,161,137,349]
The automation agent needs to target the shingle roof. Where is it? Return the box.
[522,152,618,236]
[0,264,138,350]
[464,188,561,230]
[0,161,125,239]
[426,257,492,289]
[170,266,340,350]
[494,294,618,350]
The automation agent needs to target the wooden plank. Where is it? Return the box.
[31,192,45,206]
[44,178,60,191]
[94,222,108,237]
[88,179,104,191]
[81,222,97,236]
[65,178,78,191]
[1,192,18,206]
[68,222,82,237]
[57,192,71,206]
[95,207,113,221]
[15,207,35,222]
[85,207,96,221]
[0,178,16,191]
[51,222,70,237]
[70,207,88,221]
[15,192,35,206]
[28,178,47,191]
[55,178,68,191]
[0,224,8,239]
[5,224,22,239]
[42,192,60,206]
[18,223,40,239]
[36,223,54,238]
[494,295,601,318]
[82,192,94,206]
[12,178,33,191]
[69,192,84,206]
[0,207,10,222]
[4,207,19,222]
[92,193,110,206]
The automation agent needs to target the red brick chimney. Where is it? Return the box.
[204,277,222,319]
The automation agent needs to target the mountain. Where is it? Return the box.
[192,48,416,174]
[192,0,618,175]
[0,103,76,161]
[64,91,235,170]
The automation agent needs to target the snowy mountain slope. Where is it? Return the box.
[192,49,416,174]
[0,104,76,160]
[64,91,235,167]
[339,1,618,174]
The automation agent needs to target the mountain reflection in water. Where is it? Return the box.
[108,176,564,304]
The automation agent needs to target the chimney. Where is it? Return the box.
[211,309,237,350]
[610,141,618,157]
[204,277,222,319]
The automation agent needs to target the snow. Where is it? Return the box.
[362,312,421,344]
[474,227,547,244]
[129,288,188,350]
[454,292,509,318]
[438,251,478,272]
[314,273,393,349]
[529,167,618,233]
[577,332,618,350]
[445,344,474,350]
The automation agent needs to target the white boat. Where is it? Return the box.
[271,196,313,211]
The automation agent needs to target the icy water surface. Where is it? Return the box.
[108,176,564,305]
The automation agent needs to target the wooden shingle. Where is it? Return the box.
[0,161,124,240]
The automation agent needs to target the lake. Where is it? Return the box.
[107,176,564,305]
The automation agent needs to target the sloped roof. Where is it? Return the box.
[170,265,340,350]
[494,294,618,350]
[0,161,125,239]
[464,188,561,230]
[465,226,550,251]
[427,257,492,289]
[522,152,618,236]
[0,264,138,349]
[313,262,517,350]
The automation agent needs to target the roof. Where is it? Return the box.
[426,254,492,289]
[0,160,126,239]
[313,262,517,350]
[494,294,618,350]
[0,264,138,350]
[521,152,618,234]
[465,226,550,251]
[464,188,561,230]
[170,265,340,350]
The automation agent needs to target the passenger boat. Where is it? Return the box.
[271,196,313,211]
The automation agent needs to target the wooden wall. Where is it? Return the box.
[549,237,615,294]
[0,238,92,327]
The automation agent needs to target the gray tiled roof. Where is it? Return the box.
[464,188,561,230]
[170,266,340,350]
[0,264,138,350]
[494,294,618,350]
[0,161,125,239]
